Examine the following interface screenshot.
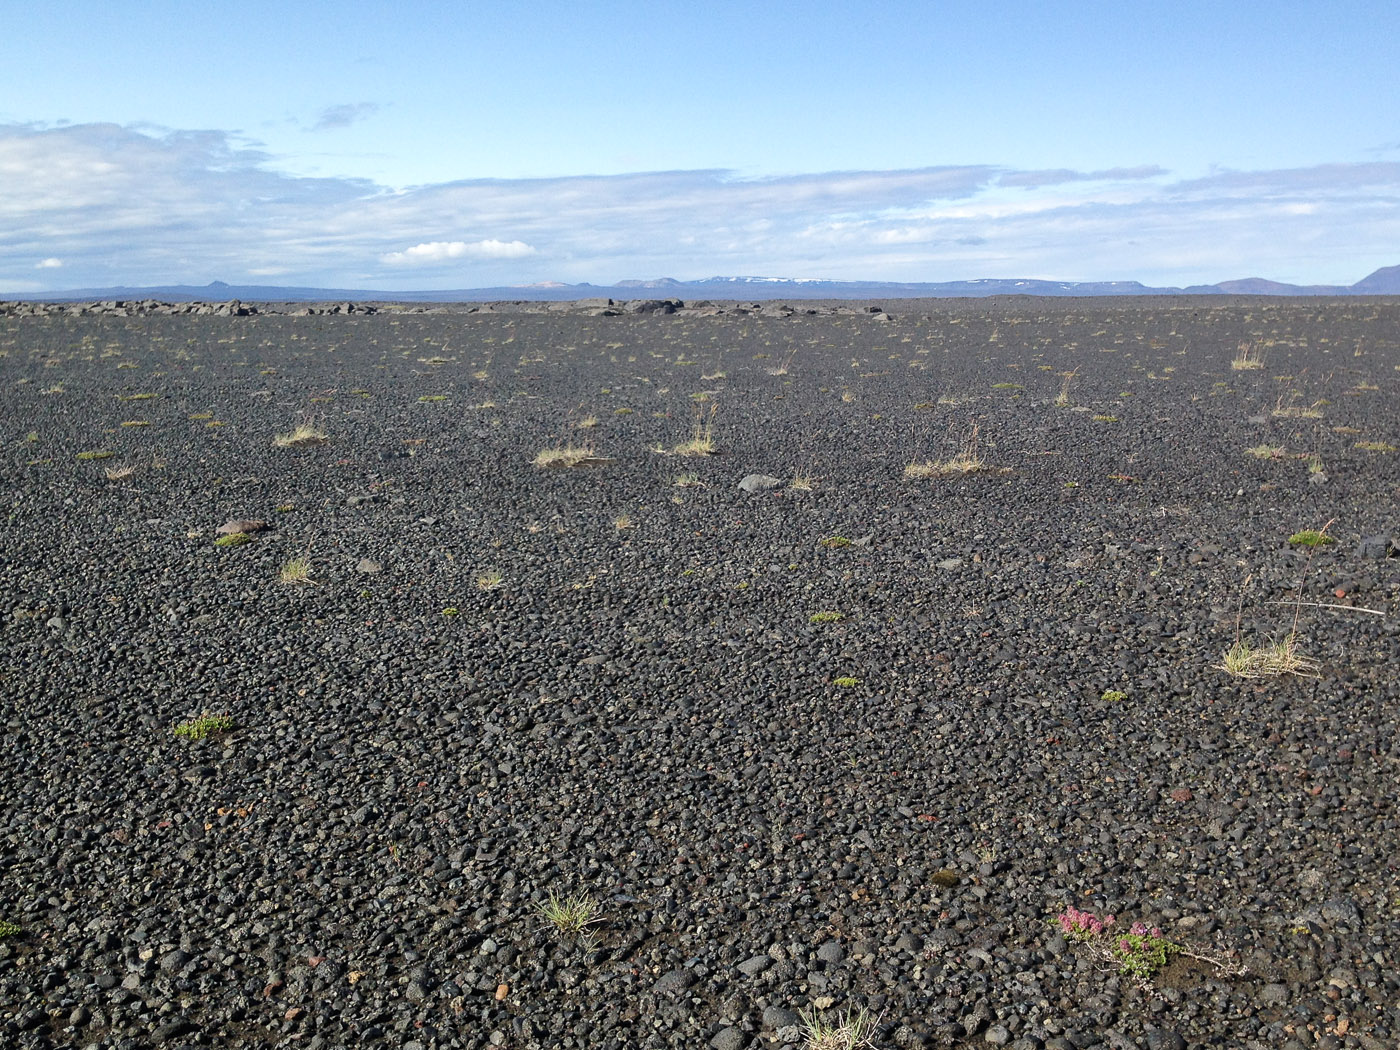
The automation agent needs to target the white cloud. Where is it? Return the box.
[35,257,62,268]
[0,121,1396,290]
[310,103,379,132]
[381,239,537,265]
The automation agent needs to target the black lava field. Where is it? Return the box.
[2,295,1399,1050]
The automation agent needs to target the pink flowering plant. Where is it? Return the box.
[1053,907,1243,986]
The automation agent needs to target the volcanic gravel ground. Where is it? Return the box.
[2,297,1400,1050]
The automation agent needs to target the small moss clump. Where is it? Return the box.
[833,676,860,688]
[1288,529,1334,547]
[810,611,845,624]
[818,536,851,549]
[1101,689,1129,703]
[214,532,252,548]
[174,714,234,741]
[442,607,460,617]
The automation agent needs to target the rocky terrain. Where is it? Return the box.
[1,296,1398,1050]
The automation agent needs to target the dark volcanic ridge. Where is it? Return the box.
[6,262,1400,304]
[2,297,1399,1050]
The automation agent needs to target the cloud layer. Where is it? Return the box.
[2,122,1397,290]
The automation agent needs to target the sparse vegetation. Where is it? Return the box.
[1354,440,1397,452]
[476,570,504,590]
[214,532,252,548]
[104,464,136,482]
[673,403,717,456]
[1220,636,1319,679]
[0,920,22,938]
[174,713,234,741]
[817,536,851,549]
[810,611,845,624]
[798,1005,879,1050]
[905,423,986,478]
[76,450,114,461]
[278,555,315,585]
[1055,368,1078,407]
[833,676,860,688]
[1245,444,1287,459]
[1288,529,1334,547]
[1231,341,1264,370]
[535,890,602,936]
[673,472,702,488]
[1101,689,1128,703]
[272,424,328,448]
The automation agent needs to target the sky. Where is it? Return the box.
[2,0,1398,292]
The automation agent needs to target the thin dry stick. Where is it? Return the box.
[1265,600,1385,617]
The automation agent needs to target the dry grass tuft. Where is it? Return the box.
[798,1005,879,1050]
[1231,341,1265,370]
[278,556,315,585]
[1219,636,1319,679]
[672,404,717,456]
[273,424,328,448]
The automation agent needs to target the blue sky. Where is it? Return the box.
[2,0,1397,291]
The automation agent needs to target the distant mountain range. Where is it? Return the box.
[8,265,1399,303]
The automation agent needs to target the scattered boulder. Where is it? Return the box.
[1355,534,1397,559]
[737,474,783,493]
[216,519,269,535]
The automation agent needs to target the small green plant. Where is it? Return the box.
[1054,907,1243,986]
[442,607,460,617]
[0,920,21,938]
[1245,444,1287,459]
[118,392,159,401]
[278,555,314,585]
[1354,440,1397,452]
[991,382,1022,390]
[798,1005,879,1050]
[174,714,234,741]
[476,570,504,590]
[674,472,702,487]
[810,611,845,624]
[214,532,252,548]
[1092,414,1118,423]
[1101,689,1128,703]
[418,394,448,402]
[833,676,860,688]
[818,535,851,549]
[275,503,295,513]
[535,890,602,936]
[76,450,114,461]
[1288,529,1334,547]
